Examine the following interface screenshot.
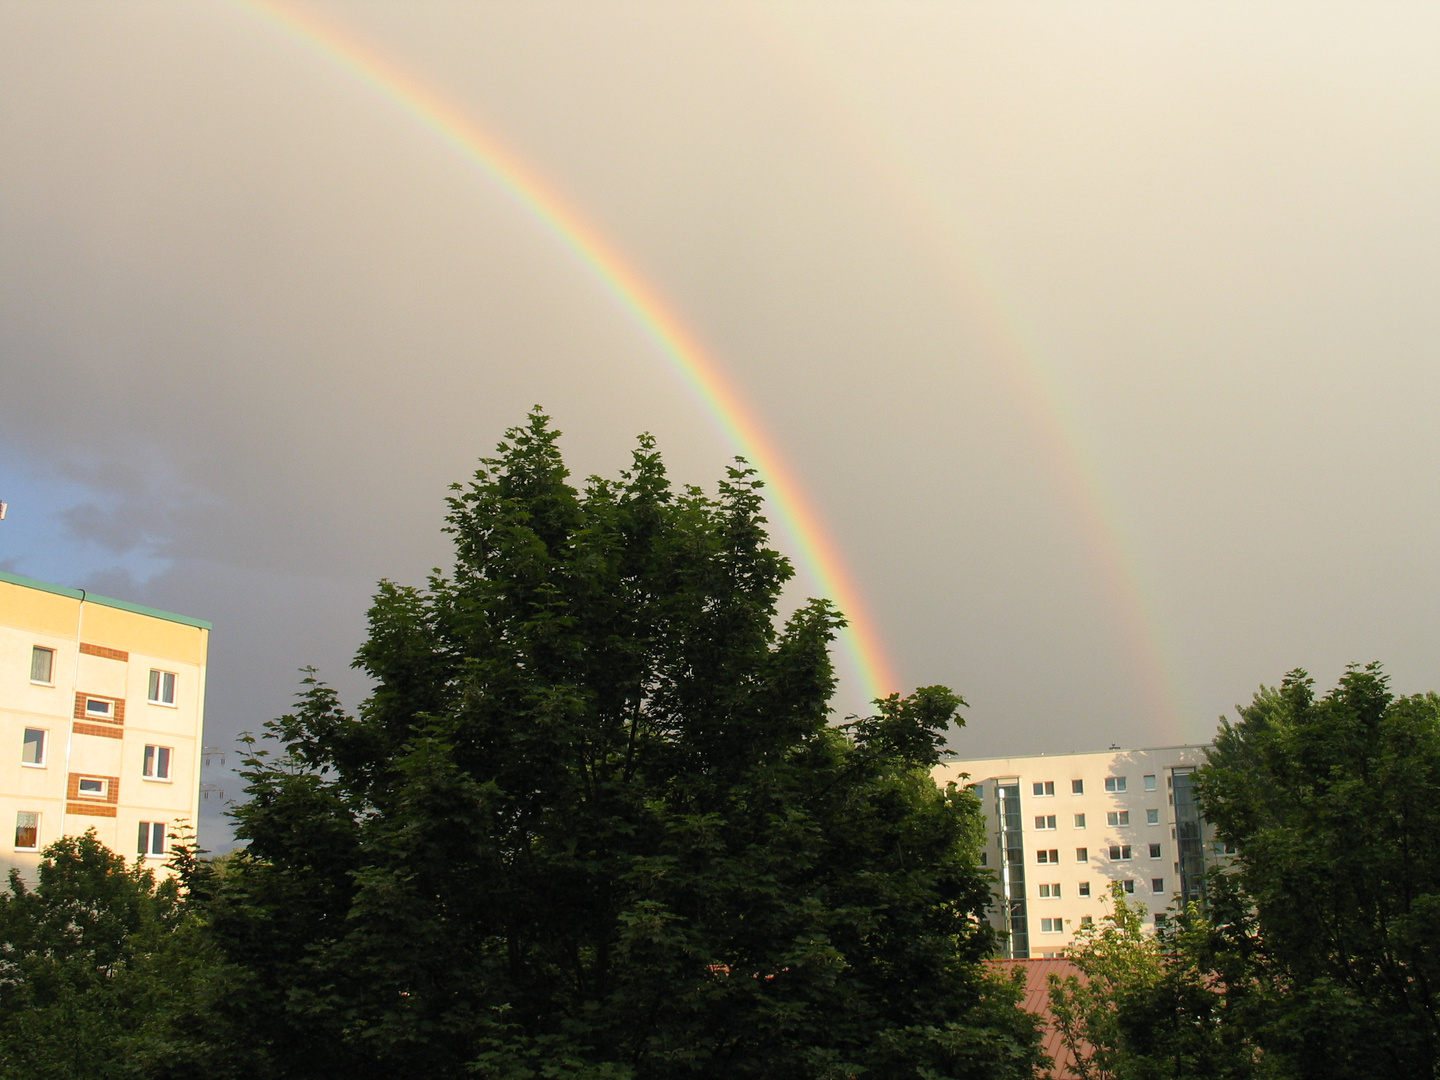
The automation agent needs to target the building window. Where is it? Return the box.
[142,745,173,781]
[1038,883,1061,898]
[1076,847,1088,862]
[1155,914,1168,926]
[1040,918,1065,933]
[1152,878,1165,893]
[30,647,55,685]
[76,777,108,800]
[1123,880,1135,894]
[1107,811,1130,826]
[1074,813,1086,828]
[84,697,114,719]
[1080,915,1093,927]
[1034,815,1057,830]
[138,821,167,857]
[14,812,39,851]
[1036,849,1059,864]
[1078,881,1091,897]
[1071,779,1084,794]
[21,728,46,767]
[978,851,986,866]
[1149,843,1162,858]
[1032,780,1055,796]
[1144,774,1157,791]
[1108,845,1133,861]
[1215,840,1237,855]
[1105,776,1127,793]
[1146,809,1160,825]
[148,670,177,706]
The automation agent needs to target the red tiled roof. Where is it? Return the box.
[987,957,1088,1079]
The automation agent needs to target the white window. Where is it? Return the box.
[1105,776,1127,793]
[1080,914,1093,927]
[1143,774,1157,791]
[1146,809,1160,825]
[1038,883,1061,898]
[1034,815,1057,830]
[1074,813,1086,828]
[1078,881,1091,897]
[14,812,39,851]
[30,646,54,685]
[1036,849,1059,864]
[84,697,113,719]
[21,728,46,767]
[1107,811,1130,826]
[148,670,177,706]
[138,821,167,857]
[1149,843,1163,858]
[1032,780,1055,797]
[142,745,173,781]
[1076,847,1088,862]
[1122,879,1136,893]
[76,777,108,799]
[1152,878,1165,893]
[1040,918,1065,932]
[1108,845,1133,861]
[1071,779,1084,794]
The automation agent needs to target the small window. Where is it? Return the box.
[142,745,173,781]
[148,670,177,706]
[1032,781,1055,797]
[1108,845,1132,861]
[1152,878,1165,893]
[1076,847,1088,862]
[14,812,39,851]
[1034,815,1057,830]
[1146,809,1160,825]
[1123,880,1136,894]
[1040,918,1064,933]
[76,777,108,799]
[21,728,46,766]
[1105,776,1127,793]
[1071,779,1084,794]
[30,647,54,684]
[1143,774,1157,791]
[84,698,113,718]
[1078,881,1091,897]
[138,821,166,857]
[1107,811,1130,826]
[1080,914,1093,927]
[1074,813,1086,828]
[1149,843,1162,858]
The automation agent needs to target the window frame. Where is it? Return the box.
[21,728,47,768]
[1106,810,1130,826]
[147,669,177,707]
[1152,878,1166,893]
[14,812,39,852]
[30,646,55,686]
[1143,774,1157,791]
[1078,881,1091,897]
[1034,814,1057,830]
[1071,779,1084,795]
[83,697,115,719]
[1149,842,1162,859]
[1108,844,1133,861]
[138,821,167,858]
[1105,776,1128,793]
[1031,780,1055,797]
[75,776,109,800]
[141,744,173,782]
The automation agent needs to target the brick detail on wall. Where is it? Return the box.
[73,721,124,740]
[67,772,120,805]
[66,803,118,818]
[73,693,124,725]
[80,642,129,662]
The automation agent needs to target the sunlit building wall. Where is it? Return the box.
[935,745,1219,958]
[0,571,208,882]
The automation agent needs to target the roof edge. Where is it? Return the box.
[0,570,212,630]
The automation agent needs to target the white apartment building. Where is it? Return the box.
[0,570,209,882]
[935,745,1218,958]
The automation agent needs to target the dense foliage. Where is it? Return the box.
[193,412,1041,1078]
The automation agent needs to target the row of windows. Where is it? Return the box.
[20,728,174,780]
[1032,775,1162,796]
[1035,843,1164,863]
[29,647,178,706]
[1035,809,1164,829]
[1038,910,1171,934]
[13,812,169,856]
[1034,878,1167,899]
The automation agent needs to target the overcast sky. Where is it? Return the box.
[5,1,1440,847]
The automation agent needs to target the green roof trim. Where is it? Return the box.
[0,569,212,630]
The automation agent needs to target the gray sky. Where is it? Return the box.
[5,1,1440,847]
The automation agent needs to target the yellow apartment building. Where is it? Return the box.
[0,570,208,881]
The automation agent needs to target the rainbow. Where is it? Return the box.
[230,0,901,704]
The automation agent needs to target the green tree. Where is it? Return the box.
[1199,663,1440,1079]
[207,411,1043,1079]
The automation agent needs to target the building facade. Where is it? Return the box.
[0,570,209,881]
[935,745,1217,958]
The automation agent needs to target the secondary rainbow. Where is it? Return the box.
[231,0,901,703]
